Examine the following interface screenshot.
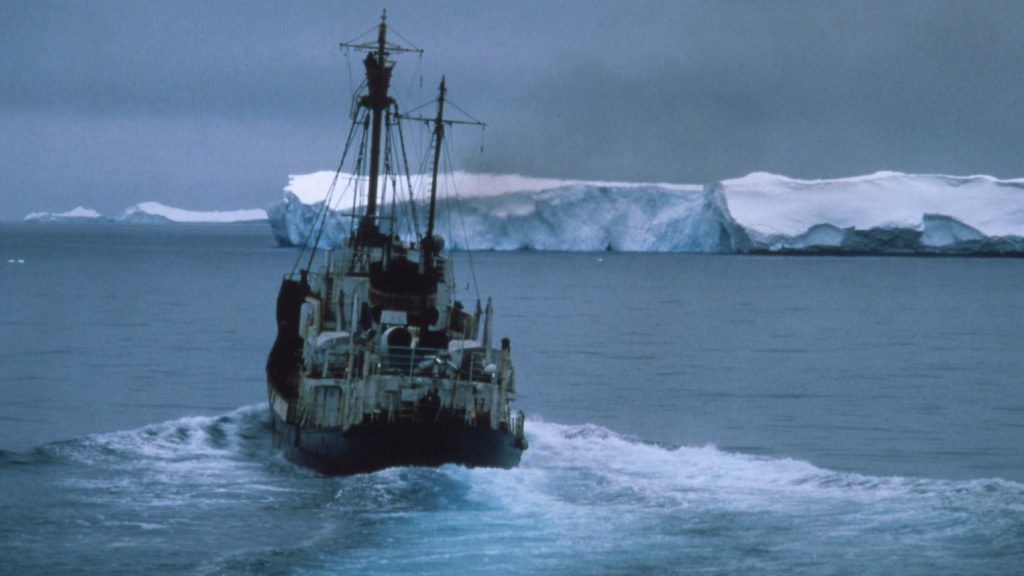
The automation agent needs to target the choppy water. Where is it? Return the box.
[2,223,1023,574]
[4,409,1024,575]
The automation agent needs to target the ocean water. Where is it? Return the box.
[1,223,1022,575]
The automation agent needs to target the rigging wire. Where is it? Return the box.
[346,114,372,243]
[339,23,381,47]
[302,133,357,271]
[394,106,421,240]
[304,109,367,272]
[290,108,363,277]
[382,105,406,239]
[343,46,355,102]
[406,117,437,241]
[442,135,481,303]
[402,99,436,116]
[384,106,409,240]
[349,79,367,120]
[398,52,423,114]
[445,99,485,125]
[388,26,422,53]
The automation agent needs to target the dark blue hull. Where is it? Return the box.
[269,408,524,475]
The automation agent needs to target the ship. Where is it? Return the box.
[265,13,527,475]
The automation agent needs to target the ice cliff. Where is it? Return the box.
[724,172,1024,254]
[268,171,1024,255]
[268,175,748,253]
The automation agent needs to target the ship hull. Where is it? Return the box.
[268,397,523,475]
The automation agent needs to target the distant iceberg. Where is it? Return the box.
[118,202,266,224]
[24,207,104,222]
[24,203,267,224]
[268,170,1024,255]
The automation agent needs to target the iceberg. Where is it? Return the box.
[268,171,746,252]
[23,203,268,224]
[118,202,267,224]
[268,170,1024,255]
[724,172,1024,254]
[24,207,103,222]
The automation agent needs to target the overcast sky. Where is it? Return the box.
[2,0,1023,220]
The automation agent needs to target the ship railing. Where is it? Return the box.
[308,345,496,381]
[380,346,447,376]
[378,345,500,382]
[307,344,504,384]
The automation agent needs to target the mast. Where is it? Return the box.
[359,12,392,234]
[423,77,446,265]
[339,11,423,241]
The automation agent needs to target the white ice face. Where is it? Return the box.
[722,171,1024,238]
[117,202,266,223]
[272,170,1024,255]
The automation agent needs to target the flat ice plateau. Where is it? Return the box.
[269,171,1024,255]
[24,203,267,224]
[118,202,266,224]
[24,206,103,222]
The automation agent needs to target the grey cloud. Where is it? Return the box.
[2,0,1023,220]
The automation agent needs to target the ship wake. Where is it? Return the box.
[4,409,1022,575]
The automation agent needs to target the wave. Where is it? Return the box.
[8,407,1022,522]
[322,420,1024,575]
[518,420,1024,505]
[41,405,268,462]
[13,408,1023,503]
[5,409,1022,575]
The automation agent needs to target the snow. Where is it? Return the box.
[118,202,266,223]
[723,171,1024,238]
[284,170,694,205]
[723,172,1024,254]
[269,170,1024,255]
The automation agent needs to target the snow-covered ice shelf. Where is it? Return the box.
[268,171,1024,255]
